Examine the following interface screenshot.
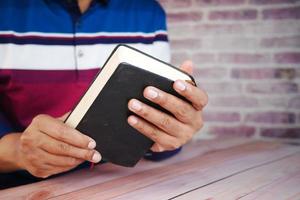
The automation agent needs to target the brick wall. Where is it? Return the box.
[158,0,300,139]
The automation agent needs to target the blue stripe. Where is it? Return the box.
[0,0,167,34]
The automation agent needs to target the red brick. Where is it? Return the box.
[171,52,191,65]
[245,112,296,124]
[258,97,288,108]
[263,7,300,20]
[295,68,300,78]
[246,82,298,94]
[231,68,276,79]
[210,96,258,107]
[275,68,297,79]
[158,0,192,8]
[199,82,243,93]
[218,53,270,64]
[231,68,296,79]
[194,24,244,35]
[261,36,300,48]
[288,96,300,108]
[194,67,228,79]
[167,12,202,23]
[250,0,299,5]
[209,9,257,20]
[195,0,245,6]
[168,25,194,39]
[210,126,256,137]
[170,38,202,50]
[203,111,240,122]
[275,52,300,64]
[261,128,300,138]
[192,53,216,64]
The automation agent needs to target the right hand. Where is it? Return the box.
[16,114,101,178]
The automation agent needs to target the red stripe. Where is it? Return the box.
[0,69,98,129]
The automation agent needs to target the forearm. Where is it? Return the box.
[0,133,22,172]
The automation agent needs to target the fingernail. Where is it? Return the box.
[130,100,142,111]
[175,81,187,91]
[128,116,138,125]
[146,88,158,99]
[88,140,96,149]
[92,151,101,163]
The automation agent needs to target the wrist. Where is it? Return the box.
[0,133,24,172]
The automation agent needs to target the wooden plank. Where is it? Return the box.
[241,169,300,200]
[51,142,299,200]
[173,153,300,200]
[0,138,250,200]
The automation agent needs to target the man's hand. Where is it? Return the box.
[15,114,101,178]
[127,60,208,152]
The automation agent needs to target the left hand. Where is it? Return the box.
[127,60,208,152]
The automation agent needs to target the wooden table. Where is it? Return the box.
[1,138,300,200]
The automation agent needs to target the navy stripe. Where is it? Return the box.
[0,34,168,45]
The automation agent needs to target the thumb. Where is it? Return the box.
[180,60,194,75]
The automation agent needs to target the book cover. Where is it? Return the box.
[65,45,195,167]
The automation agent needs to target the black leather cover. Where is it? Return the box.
[76,63,188,167]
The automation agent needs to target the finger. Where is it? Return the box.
[127,115,182,151]
[143,86,196,124]
[43,151,84,167]
[128,99,187,137]
[39,133,101,163]
[173,80,208,111]
[180,60,194,75]
[33,114,96,150]
[151,143,166,152]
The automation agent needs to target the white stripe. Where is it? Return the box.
[0,42,170,70]
[0,30,167,38]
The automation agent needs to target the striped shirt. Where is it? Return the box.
[0,0,170,136]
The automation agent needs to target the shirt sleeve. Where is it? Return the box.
[144,147,182,161]
[0,112,14,138]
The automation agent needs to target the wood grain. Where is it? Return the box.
[0,138,249,200]
[0,139,299,200]
[174,153,300,200]
[104,142,300,200]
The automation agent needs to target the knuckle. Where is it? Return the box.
[199,92,209,109]
[32,114,47,124]
[168,140,181,150]
[136,120,146,133]
[160,116,171,129]
[175,105,188,119]
[149,126,160,141]
[84,150,94,161]
[194,116,204,130]
[183,129,194,144]
[67,157,80,166]
[28,154,37,162]
[140,108,149,118]
[158,94,169,107]
[31,169,46,178]
[57,125,68,140]
[58,142,70,152]
[19,133,31,149]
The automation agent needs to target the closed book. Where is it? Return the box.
[65,45,195,167]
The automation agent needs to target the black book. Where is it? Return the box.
[65,45,195,167]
